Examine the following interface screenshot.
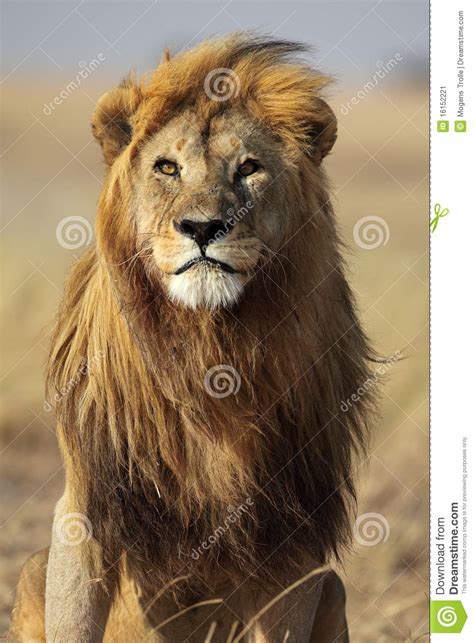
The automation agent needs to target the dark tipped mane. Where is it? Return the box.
[227,35,309,62]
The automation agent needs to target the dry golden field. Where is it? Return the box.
[0,80,428,641]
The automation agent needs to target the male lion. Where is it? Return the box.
[10,35,375,642]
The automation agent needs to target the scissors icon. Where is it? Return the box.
[430,203,449,233]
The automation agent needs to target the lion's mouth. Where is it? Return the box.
[174,256,237,275]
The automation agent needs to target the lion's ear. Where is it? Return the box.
[91,79,143,165]
[306,98,337,164]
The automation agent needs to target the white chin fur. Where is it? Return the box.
[167,267,245,310]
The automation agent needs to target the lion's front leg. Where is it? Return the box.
[45,491,117,643]
[310,571,349,642]
[238,569,325,643]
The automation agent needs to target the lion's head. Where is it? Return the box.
[91,35,336,309]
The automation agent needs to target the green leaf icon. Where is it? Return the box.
[430,600,467,633]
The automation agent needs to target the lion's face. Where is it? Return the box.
[92,37,338,312]
[134,108,289,309]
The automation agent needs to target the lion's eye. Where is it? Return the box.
[155,159,179,176]
[237,159,260,177]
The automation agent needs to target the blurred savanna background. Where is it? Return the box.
[1,1,429,640]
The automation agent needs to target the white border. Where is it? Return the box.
[431,0,473,638]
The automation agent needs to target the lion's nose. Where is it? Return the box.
[173,219,228,249]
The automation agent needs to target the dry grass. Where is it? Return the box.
[0,80,428,640]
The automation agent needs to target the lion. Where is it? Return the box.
[9,34,376,642]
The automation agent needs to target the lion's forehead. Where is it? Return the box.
[140,108,269,167]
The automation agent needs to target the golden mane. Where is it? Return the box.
[47,34,376,591]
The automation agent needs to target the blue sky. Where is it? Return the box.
[2,0,428,87]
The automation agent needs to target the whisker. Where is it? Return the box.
[261,242,298,275]
[258,245,290,295]
[114,247,148,268]
[236,247,286,307]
